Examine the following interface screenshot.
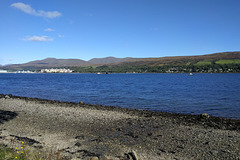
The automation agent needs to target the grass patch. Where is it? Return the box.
[215,59,240,64]
[0,143,67,160]
[194,61,212,66]
[0,144,26,160]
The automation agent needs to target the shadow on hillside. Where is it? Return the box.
[0,110,18,124]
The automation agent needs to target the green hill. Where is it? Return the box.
[71,51,240,73]
[1,51,240,73]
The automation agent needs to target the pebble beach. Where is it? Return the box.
[0,94,239,160]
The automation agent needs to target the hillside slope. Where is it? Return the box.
[113,52,240,66]
[0,57,134,70]
[71,51,240,73]
[1,58,89,70]
[24,58,89,66]
[88,57,134,64]
[1,52,240,72]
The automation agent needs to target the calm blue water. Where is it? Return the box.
[0,73,239,119]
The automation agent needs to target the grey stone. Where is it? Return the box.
[5,95,10,99]
[200,113,210,119]
[210,150,218,156]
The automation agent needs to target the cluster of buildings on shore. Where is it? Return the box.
[0,68,73,73]
[40,68,73,73]
[0,70,8,73]
[0,70,35,73]
[15,70,35,73]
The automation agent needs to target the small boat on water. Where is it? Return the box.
[189,73,193,76]
[96,72,109,74]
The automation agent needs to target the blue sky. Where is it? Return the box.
[0,0,240,65]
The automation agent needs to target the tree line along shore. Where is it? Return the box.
[2,63,240,74]
[69,63,240,73]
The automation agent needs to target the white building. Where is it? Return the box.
[41,68,73,73]
[0,70,8,73]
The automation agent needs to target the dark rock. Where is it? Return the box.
[129,150,138,160]
[147,132,153,136]
[0,110,18,124]
[177,145,184,149]
[90,137,102,143]
[124,153,133,160]
[10,135,40,146]
[169,151,176,154]
[76,150,100,158]
[75,142,81,147]
[204,141,209,145]
[127,121,133,125]
[125,132,138,138]
[116,128,122,131]
[159,148,166,153]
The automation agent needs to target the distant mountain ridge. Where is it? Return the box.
[0,56,134,70]
[22,58,88,66]
[112,51,240,66]
[88,56,134,64]
[1,51,240,71]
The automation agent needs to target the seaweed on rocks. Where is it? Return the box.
[0,110,18,124]
[1,94,240,131]
[1,93,240,159]
[9,135,41,146]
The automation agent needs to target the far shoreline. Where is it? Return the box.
[1,93,239,130]
[0,92,239,120]
[1,72,240,74]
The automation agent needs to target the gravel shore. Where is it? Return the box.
[0,94,239,160]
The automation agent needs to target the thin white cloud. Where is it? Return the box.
[11,2,61,19]
[23,36,53,42]
[44,28,55,32]
[58,35,64,38]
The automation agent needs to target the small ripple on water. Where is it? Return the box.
[0,73,240,119]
